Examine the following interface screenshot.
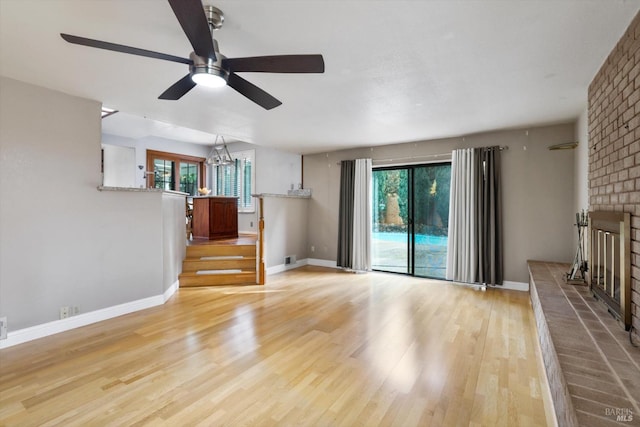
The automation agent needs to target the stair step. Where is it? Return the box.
[179,271,257,287]
[196,269,242,274]
[182,257,256,272]
[200,256,244,260]
[186,244,256,258]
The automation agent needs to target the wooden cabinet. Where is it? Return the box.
[192,196,238,240]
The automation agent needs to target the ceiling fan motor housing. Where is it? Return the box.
[189,50,228,85]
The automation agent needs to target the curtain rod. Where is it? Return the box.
[335,146,508,165]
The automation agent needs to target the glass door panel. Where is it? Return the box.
[372,169,409,274]
[153,159,175,191]
[180,162,198,196]
[413,164,451,279]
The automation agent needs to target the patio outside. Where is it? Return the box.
[372,165,450,279]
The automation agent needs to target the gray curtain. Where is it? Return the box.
[446,146,503,286]
[337,160,355,268]
[475,147,503,285]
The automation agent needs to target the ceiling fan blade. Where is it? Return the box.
[60,33,191,64]
[227,73,282,110]
[167,0,216,61]
[159,74,197,100]
[223,55,325,73]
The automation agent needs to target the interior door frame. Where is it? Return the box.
[146,149,206,192]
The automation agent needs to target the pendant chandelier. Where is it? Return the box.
[207,135,233,165]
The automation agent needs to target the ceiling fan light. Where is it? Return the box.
[191,71,227,88]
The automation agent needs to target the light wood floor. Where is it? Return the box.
[0,267,554,426]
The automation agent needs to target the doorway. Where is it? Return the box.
[372,163,451,279]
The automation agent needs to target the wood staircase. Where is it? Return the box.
[179,242,257,287]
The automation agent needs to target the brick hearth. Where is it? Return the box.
[529,261,639,427]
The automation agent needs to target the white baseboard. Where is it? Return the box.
[267,258,309,275]
[265,258,340,275]
[499,281,529,292]
[266,259,527,291]
[307,258,339,269]
[164,280,179,301]
[0,281,179,350]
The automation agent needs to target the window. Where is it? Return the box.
[146,149,206,197]
[212,149,255,213]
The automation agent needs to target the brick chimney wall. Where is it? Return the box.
[588,12,640,338]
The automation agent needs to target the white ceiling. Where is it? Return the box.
[1,1,638,154]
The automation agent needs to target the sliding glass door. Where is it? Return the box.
[372,169,409,274]
[412,165,451,278]
[372,163,451,279]
[146,149,206,197]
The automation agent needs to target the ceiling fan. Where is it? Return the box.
[60,0,324,110]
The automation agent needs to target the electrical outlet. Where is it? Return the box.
[250,221,254,227]
[72,306,79,315]
[311,245,315,252]
[0,316,7,340]
[60,306,69,319]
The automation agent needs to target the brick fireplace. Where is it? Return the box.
[588,11,640,341]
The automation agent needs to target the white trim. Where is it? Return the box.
[307,258,339,269]
[163,280,179,302]
[0,292,173,350]
[266,258,341,275]
[267,258,309,275]
[265,259,527,291]
[498,280,529,292]
[0,273,524,349]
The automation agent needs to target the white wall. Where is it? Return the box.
[101,133,211,188]
[225,141,302,233]
[101,136,303,234]
[0,77,183,335]
[102,144,136,187]
[303,123,577,284]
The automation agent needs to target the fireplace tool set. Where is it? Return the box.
[566,210,588,284]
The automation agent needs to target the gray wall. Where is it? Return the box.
[162,192,188,292]
[303,123,577,283]
[262,197,309,268]
[0,77,182,332]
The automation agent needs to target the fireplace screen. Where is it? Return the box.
[589,211,631,330]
